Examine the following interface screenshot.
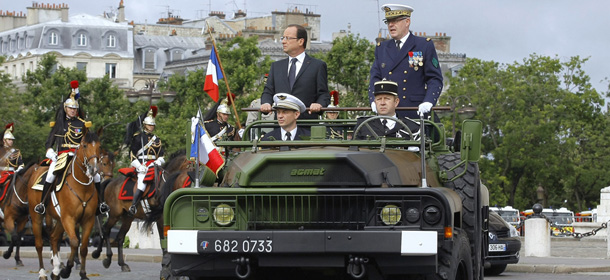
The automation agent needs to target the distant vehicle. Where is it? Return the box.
[575,209,597,223]
[489,206,521,228]
[485,211,521,276]
[523,207,574,236]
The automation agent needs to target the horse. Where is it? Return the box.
[0,160,37,266]
[91,150,192,271]
[98,149,117,182]
[27,132,102,280]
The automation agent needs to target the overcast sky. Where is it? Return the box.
[5,0,609,93]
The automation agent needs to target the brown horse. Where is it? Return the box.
[98,149,117,182]
[91,151,192,271]
[0,161,37,266]
[27,132,102,280]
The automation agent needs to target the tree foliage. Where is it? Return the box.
[443,54,610,211]
[312,34,375,113]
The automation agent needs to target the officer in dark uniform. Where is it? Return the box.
[369,4,443,120]
[355,80,417,140]
[0,123,24,194]
[125,106,165,215]
[204,103,236,142]
[34,80,108,214]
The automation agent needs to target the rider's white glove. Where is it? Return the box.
[45,148,57,161]
[136,165,147,173]
[371,102,377,113]
[417,102,433,116]
[154,157,165,166]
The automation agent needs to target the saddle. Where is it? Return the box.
[117,166,162,200]
[0,173,12,202]
[31,153,73,192]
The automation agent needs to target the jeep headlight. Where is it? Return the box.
[380,204,402,226]
[213,204,235,226]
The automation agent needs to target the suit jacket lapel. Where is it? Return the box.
[295,54,312,82]
[277,58,291,90]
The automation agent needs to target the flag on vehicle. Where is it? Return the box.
[190,110,224,175]
[203,47,223,102]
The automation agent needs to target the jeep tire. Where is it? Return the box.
[439,153,484,280]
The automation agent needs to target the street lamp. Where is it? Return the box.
[536,185,546,207]
[436,95,476,137]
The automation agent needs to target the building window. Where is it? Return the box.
[172,50,183,61]
[29,61,34,71]
[144,49,155,69]
[49,32,58,45]
[20,63,25,76]
[107,35,116,47]
[77,33,87,46]
[105,63,117,78]
[77,62,87,71]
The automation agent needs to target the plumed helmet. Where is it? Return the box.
[64,80,80,109]
[327,90,340,113]
[217,104,231,115]
[3,123,15,140]
[143,106,158,126]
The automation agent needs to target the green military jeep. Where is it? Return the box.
[160,112,488,280]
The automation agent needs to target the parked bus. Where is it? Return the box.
[523,207,574,236]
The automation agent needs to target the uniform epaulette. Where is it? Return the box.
[426,38,431,41]
[204,119,214,123]
[49,121,55,128]
[377,42,381,47]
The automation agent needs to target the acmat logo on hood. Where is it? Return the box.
[290,168,325,176]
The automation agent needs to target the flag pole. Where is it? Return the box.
[206,23,242,130]
[194,123,200,188]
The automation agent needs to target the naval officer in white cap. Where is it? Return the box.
[368,3,443,120]
[261,93,310,141]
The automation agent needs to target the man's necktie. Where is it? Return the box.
[382,120,389,133]
[288,58,297,89]
[395,40,401,50]
[285,131,292,141]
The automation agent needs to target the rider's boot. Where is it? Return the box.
[96,182,109,215]
[34,181,52,214]
[129,189,144,215]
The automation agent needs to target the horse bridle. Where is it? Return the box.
[71,145,99,186]
[99,153,114,179]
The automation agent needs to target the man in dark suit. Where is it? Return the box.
[355,81,416,140]
[260,24,330,120]
[261,93,310,141]
[369,4,443,120]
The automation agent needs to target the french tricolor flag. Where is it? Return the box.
[203,47,224,102]
[190,111,224,175]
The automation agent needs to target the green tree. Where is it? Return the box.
[155,36,272,156]
[443,55,608,211]
[313,34,375,113]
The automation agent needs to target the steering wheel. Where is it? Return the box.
[353,116,419,140]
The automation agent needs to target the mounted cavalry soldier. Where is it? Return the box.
[124,106,165,215]
[34,80,109,215]
[0,123,24,200]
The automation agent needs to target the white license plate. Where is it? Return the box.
[489,243,506,252]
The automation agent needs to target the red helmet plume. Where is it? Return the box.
[330,90,339,106]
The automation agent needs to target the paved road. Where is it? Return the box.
[0,255,161,280]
